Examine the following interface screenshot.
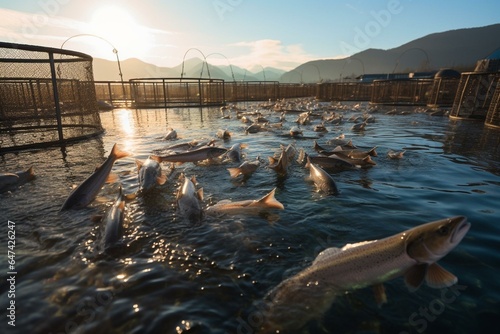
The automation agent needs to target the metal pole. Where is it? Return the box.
[49,52,64,143]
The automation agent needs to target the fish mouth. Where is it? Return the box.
[451,216,470,244]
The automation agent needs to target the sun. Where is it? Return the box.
[87,5,153,60]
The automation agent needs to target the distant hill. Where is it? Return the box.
[92,24,500,83]
[282,24,500,83]
[92,57,285,82]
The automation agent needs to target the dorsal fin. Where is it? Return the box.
[372,283,387,307]
[312,247,342,266]
[135,159,143,171]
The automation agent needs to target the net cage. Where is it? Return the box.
[0,42,103,153]
[485,75,500,128]
[129,78,225,108]
[370,78,433,105]
[449,72,500,120]
[317,82,372,102]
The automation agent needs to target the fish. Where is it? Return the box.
[176,174,204,223]
[60,144,130,211]
[0,167,35,192]
[305,157,339,195]
[151,146,227,164]
[102,186,126,251]
[332,146,378,159]
[245,123,266,134]
[224,143,246,163]
[298,150,356,170]
[136,156,167,194]
[351,121,367,131]
[227,158,260,178]
[260,216,470,332]
[330,153,376,168]
[163,127,177,140]
[313,122,328,132]
[205,188,284,216]
[388,150,406,159]
[216,129,231,140]
[289,126,303,137]
[268,144,297,175]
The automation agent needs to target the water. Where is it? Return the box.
[1,101,499,334]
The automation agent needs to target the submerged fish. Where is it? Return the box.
[0,167,35,192]
[206,188,284,216]
[152,146,227,164]
[216,129,231,140]
[136,156,167,194]
[61,144,130,210]
[388,150,406,159]
[305,157,339,195]
[260,216,470,332]
[176,174,204,223]
[102,186,126,250]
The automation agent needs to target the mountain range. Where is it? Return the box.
[92,23,500,83]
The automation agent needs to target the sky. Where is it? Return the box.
[1,0,499,71]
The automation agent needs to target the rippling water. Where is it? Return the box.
[1,101,499,334]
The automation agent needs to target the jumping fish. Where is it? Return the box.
[205,188,284,216]
[260,216,470,332]
[102,186,126,251]
[176,174,204,223]
[0,167,35,193]
[136,156,167,194]
[224,143,247,163]
[305,157,339,195]
[61,144,130,211]
[152,146,227,164]
[227,158,260,178]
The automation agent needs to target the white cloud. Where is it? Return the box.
[229,39,317,70]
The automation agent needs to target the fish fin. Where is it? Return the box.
[372,284,387,307]
[425,263,457,289]
[369,146,378,157]
[150,155,162,163]
[190,175,197,185]
[135,159,143,171]
[332,146,342,152]
[197,188,204,201]
[257,188,284,210]
[305,156,311,168]
[157,173,167,185]
[110,143,131,160]
[363,156,376,165]
[341,240,377,251]
[124,193,137,201]
[106,173,120,183]
[91,215,103,223]
[268,156,277,165]
[404,264,427,292]
[227,167,241,178]
[312,247,342,266]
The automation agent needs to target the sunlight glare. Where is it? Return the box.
[88,5,153,59]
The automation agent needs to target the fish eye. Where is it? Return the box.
[437,225,450,236]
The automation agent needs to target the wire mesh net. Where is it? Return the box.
[0,42,103,152]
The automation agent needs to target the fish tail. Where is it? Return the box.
[227,167,241,178]
[259,188,285,210]
[111,143,131,160]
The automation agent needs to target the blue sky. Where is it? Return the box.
[1,0,499,70]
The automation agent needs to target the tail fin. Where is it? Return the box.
[227,167,242,178]
[257,188,284,210]
[110,143,131,160]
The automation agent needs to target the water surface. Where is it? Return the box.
[1,101,499,333]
